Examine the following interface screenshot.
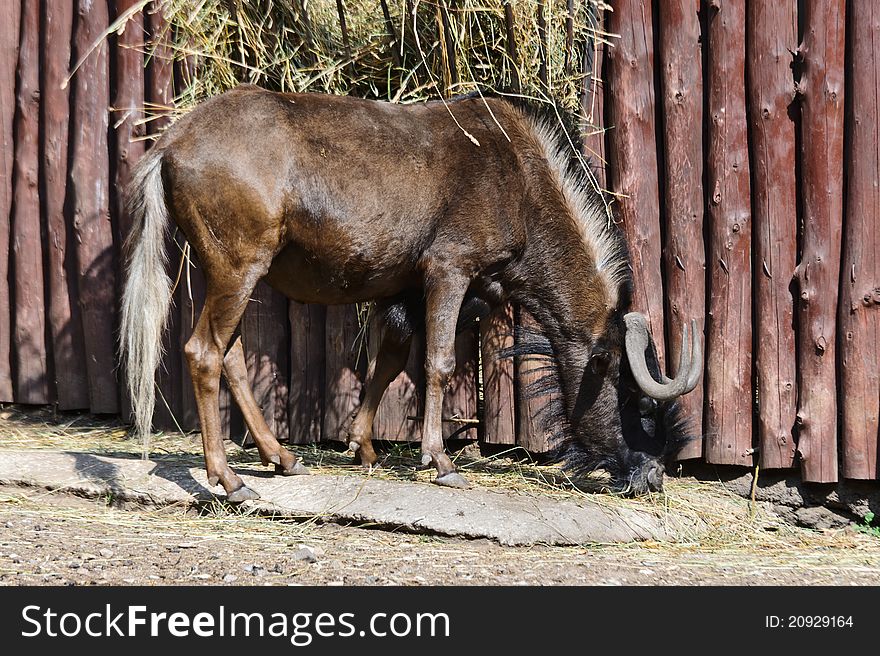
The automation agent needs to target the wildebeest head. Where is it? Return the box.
[519,311,701,496]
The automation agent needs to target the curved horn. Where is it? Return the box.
[683,319,703,394]
[623,312,697,400]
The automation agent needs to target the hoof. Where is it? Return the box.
[434,472,471,489]
[275,461,310,476]
[421,452,433,467]
[226,485,261,503]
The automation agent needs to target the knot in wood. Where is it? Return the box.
[732,223,740,233]
[815,335,827,353]
[864,294,873,306]
[761,107,771,119]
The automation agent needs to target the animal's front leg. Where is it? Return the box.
[421,266,471,489]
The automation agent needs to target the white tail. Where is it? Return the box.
[119,149,172,458]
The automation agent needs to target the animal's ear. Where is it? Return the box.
[589,351,611,375]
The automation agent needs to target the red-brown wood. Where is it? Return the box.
[840,1,878,480]
[42,0,89,410]
[111,0,146,243]
[515,308,552,453]
[288,302,325,444]
[704,0,753,466]
[146,4,180,430]
[480,305,516,445]
[604,0,665,364]
[0,0,21,402]
[70,0,119,413]
[323,304,366,442]
[580,6,605,186]
[371,322,422,442]
[443,326,479,441]
[241,282,290,441]
[748,0,798,469]
[111,1,147,423]
[797,1,845,482]
[656,0,705,459]
[11,0,48,403]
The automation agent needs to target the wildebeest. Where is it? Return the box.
[121,84,701,502]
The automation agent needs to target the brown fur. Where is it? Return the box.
[124,85,669,499]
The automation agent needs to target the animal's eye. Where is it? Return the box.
[638,396,657,415]
[589,352,610,375]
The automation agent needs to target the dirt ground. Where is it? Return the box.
[2,407,880,586]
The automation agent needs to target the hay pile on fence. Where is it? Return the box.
[157,0,606,123]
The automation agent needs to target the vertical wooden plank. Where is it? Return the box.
[371,322,422,442]
[797,1,845,482]
[605,0,665,364]
[288,302,325,445]
[515,308,552,453]
[241,281,290,441]
[841,1,878,480]
[147,6,181,431]
[656,0,706,458]
[146,3,180,430]
[111,0,146,245]
[42,0,89,410]
[0,0,21,402]
[323,304,366,442]
[480,305,516,445]
[11,0,48,403]
[70,0,119,413]
[748,0,798,469]
[580,5,606,185]
[443,326,479,441]
[111,0,147,424]
[704,0,753,466]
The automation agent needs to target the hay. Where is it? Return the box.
[4,405,879,561]
[154,0,608,111]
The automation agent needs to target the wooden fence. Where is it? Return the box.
[1,1,878,484]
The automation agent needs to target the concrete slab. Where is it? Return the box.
[0,450,694,546]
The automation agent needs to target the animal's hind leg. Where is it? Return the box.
[223,337,309,476]
[347,317,414,468]
[184,287,260,503]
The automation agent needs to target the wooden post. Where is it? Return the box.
[323,304,366,442]
[480,305,516,445]
[111,0,146,243]
[70,0,118,413]
[748,1,798,469]
[0,0,20,402]
[797,1,846,482]
[443,327,479,440]
[288,303,325,444]
[502,1,520,93]
[146,3,180,430]
[11,0,48,403]
[42,0,89,410]
[656,0,706,458]
[372,323,423,442]
[841,1,878,480]
[241,282,290,441]
[604,0,665,364]
[111,0,147,424]
[515,309,552,453]
[704,0,752,466]
[580,5,605,185]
